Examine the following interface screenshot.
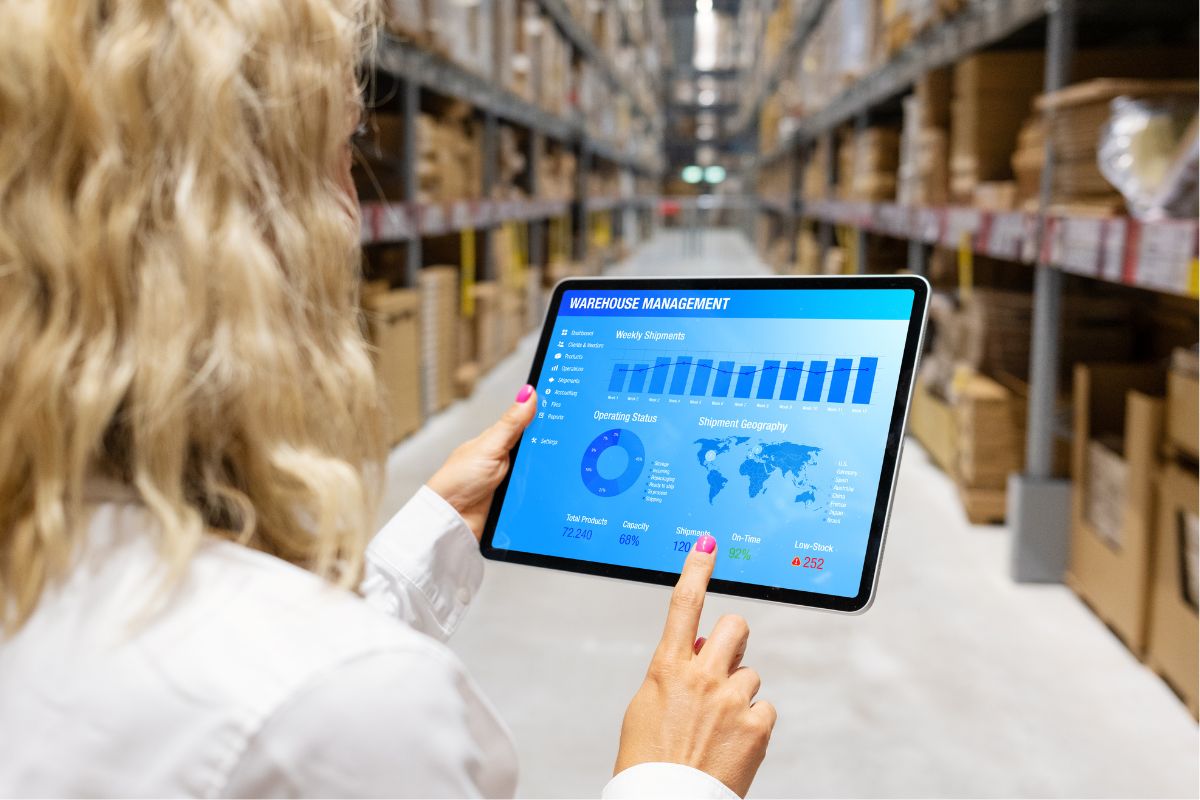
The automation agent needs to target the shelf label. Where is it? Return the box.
[1133,219,1198,294]
[913,207,943,244]
[1057,216,1105,276]
[1098,218,1127,282]
[876,203,909,238]
[420,204,446,236]
[985,212,1028,261]
[942,207,982,249]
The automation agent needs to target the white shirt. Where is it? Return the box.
[0,484,735,799]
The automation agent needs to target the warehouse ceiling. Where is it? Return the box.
[660,0,750,178]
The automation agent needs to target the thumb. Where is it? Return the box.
[481,384,537,453]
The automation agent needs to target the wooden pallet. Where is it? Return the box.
[957,484,1006,525]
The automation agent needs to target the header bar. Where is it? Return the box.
[558,289,914,320]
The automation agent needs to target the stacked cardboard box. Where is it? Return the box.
[541,147,577,202]
[950,51,1045,203]
[427,0,495,77]
[361,284,423,445]
[954,288,1134,385]
[898,69,951,206]
[795,227,821,275]
[844,127,900,201]
[952,370,1025,524]
[802,136,832,201]
[492,126,527,201]
[417,108,481,202]
[419,266,460,415]
[525,265,547,330]
[470,281,505,372]
[1066,364,1165,654]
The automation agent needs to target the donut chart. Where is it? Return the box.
[580,428,646,497]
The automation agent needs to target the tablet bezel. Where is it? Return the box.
[480,275,929,614]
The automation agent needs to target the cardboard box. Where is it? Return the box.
[954,370,1024,491]
[362,286,423,445]
[419,266,460,415]
[471,281,504,372]
[909,373,958,477]
[1067,363,1165,655]
[1166,349,1199,461]
[1146,463,1200,719]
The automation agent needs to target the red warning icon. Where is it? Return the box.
[791,556,802,566]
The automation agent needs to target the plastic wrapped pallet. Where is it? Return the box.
[1038,79,1198,214]
[419,266,459,416]
[361,285,423,445]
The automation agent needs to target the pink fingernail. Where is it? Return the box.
[693,637,706,654]
[696,534,716,554]
[515,384,533,403]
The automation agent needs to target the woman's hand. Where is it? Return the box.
[614,536,776,798]
[427,385,537,541]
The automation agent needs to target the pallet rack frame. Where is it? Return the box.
[745,0,1199,583]
[363,2,667,278]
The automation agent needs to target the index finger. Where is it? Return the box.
[656,534,717,660]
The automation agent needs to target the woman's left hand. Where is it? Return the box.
[427,385,538,541]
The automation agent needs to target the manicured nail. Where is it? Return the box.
[696,534,716,554]
[693,637,706,655]
[515,384,533,403]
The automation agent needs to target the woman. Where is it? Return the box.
[0,1,775,797]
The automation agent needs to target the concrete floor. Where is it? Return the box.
[382,230,1199,799]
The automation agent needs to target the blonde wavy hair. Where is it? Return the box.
[0,0,384,629]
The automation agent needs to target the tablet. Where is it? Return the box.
[481,276,929,613]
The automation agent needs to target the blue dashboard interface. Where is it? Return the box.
[493,288,916,598]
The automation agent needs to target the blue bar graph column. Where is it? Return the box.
[852,357,878,404]
[668,357,693,395]
[690,359,714,396]
[608,364,628,392]
[628,363,649,392]
[712,361,735,397]
[803,360,828,401]
[780,361,803,401]
[827,358,853,403]
[756,360,781,399]
[648,357,671,393]
[734,366,756,398]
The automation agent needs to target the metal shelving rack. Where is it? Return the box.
[364,3,666,280]
[746,0,1199,584]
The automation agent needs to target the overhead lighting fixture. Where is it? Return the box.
[681,165,704,184]
[704,165,727,184]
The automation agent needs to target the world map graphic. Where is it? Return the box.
[694,436,822,505]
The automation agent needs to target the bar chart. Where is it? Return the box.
[606,355,880,405]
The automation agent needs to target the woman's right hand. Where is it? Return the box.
[613,535,776,798]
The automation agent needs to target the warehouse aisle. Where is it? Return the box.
[383,230,1199,799]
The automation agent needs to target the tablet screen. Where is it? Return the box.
[487,283,921,609]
